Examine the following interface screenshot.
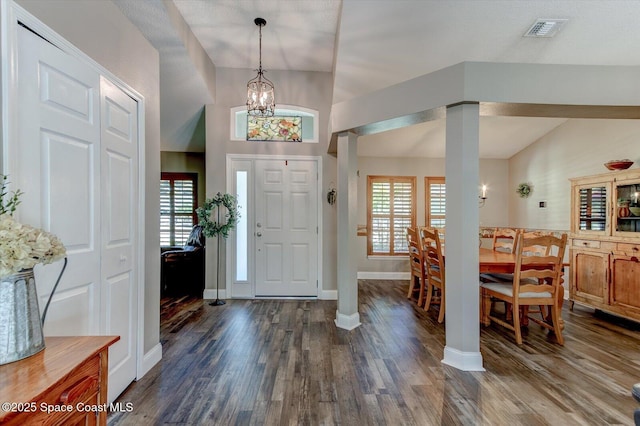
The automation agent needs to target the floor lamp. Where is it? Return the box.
[210,207,225,306]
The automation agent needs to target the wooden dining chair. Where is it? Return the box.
[480,233,568,345]
[420,227,445,323]
[481,227,520,283]
[492,227,519,253]
[519,230,564,322]
[406,227,424,301]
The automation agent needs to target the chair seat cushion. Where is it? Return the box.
[480,282,552,298]
[480,273,513,282]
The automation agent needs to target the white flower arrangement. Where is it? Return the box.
[0,213,66,278]
[0,176,66,278]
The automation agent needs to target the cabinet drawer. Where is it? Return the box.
[3,355,100,426]
[616,243,640,254]
[572,239,601,249]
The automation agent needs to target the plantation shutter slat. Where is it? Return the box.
[368,176,416,255]
[425,178,446,228]
[579,186,607,231]
[160,173,197,246]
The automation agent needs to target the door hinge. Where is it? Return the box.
[316,226,318,234]
[317,280,318,288]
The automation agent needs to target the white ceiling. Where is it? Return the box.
[115,0,640,157]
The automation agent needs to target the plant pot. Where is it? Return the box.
[0,269,45,365]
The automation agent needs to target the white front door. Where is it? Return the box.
[254,159,318,296]
[15,26,138,402]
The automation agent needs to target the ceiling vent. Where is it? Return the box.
[524,19,567,38]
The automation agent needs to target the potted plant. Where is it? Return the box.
[0,175,67,365]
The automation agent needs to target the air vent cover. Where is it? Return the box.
[524,19,567,38]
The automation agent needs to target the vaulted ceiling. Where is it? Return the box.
[115,0,640,157]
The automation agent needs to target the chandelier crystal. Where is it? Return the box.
[247,18,275,117]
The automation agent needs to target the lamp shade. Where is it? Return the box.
[247,72,275,117]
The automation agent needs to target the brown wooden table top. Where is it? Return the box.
[479,247,518,273]
[0,335,120,411]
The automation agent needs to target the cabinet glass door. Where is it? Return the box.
[578,185,608,232]
[614,181,640,234]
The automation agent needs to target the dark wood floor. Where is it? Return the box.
[108,280,640,425]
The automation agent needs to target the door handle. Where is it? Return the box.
[256,232,262,237]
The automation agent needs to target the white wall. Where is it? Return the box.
[509,119,640,230]
[15,0,162,356]
[206,67,337,292]
[356,156,509,273]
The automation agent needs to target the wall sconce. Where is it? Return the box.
[479,184,487,207]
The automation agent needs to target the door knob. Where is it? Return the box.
[257,232,262,237]
[256,223,262,228]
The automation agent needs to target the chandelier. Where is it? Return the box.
[247,18,275,117]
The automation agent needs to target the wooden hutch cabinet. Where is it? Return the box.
[570,169,640,322]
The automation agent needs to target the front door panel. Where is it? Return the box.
[254,160,318,296]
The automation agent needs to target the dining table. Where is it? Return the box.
[478,247,567,328]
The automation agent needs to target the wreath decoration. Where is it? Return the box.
[516,182,532,198]
[196,192,240,239]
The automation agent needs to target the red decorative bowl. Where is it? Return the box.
[605,160,634,170]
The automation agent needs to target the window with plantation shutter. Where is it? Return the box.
[160,172,198,246]
[425,177,446,228]
[578,186,607,231]
[367,176,416,255]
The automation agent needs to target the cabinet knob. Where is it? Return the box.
[631,256,639,263]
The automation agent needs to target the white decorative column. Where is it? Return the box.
[335,131,361,330]
[442,102,484,371]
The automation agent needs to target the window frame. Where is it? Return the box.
[160,172,198,247]
[367,175,417,256]
[425,176,446,229]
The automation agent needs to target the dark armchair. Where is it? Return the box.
[161,225,206,297]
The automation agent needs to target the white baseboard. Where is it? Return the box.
[320,289,337,300]
[441,346,485,372]
[138,342,162,379]
[334,310,361,330]
[203,288,227,300]
[357,271,410,280]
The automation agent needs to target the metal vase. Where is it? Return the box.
[0,269,45,365]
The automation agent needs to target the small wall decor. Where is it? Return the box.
[516,182,532,198]
[327,187,336,205]
[247,116,301,142]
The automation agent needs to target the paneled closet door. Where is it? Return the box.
[100,76,138,402]
[15,26,139,403]
[17,25,102,336]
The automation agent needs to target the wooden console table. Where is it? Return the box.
[0,335,119,426]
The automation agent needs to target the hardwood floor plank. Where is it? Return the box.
[109,281,640,425]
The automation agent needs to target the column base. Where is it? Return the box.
[441,346,485,371]
[334,310,361,330]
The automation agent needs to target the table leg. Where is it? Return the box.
[481,288,491,326]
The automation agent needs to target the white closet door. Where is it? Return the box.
[100,76,138,402]
[16,26,139,403]
[17,26,101,335]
